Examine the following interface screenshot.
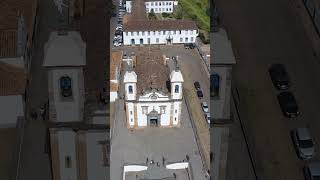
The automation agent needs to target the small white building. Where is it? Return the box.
[126,0,178,14]
[123,49,184,128]
[123,20,198,45]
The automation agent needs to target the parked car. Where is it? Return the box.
[277,91,299,118]
[291,128,315,160]
[197,90,203,98]
[201,102,209,113]
[269,63,290,90]
[304,162,320,180]
[205,112,211,124]
[194,81,201,90]
[184,43,195,49]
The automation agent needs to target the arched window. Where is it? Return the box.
[211,73,220,98]
[59,76,72,97]
[174,85,179,93]
[128,85,133,94]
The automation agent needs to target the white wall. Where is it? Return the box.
[136,102,172,127]
[126,1,132,13]
[145,1,176,13]
[58,130,78,180]
[123,29,198,45]
[110,92,118,102]
[124,83,136,100]
[126,1,177,13]
[126,102,135,127]
[172,101,181,126]
[171,82,182,100]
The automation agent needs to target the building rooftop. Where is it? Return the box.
[211,29,236,65]
[124,20,198,32]
[134,48,170,94]
[0,0,38,58]
[43,31,86,67]
[0,62,26,96]
[110,51,122,81]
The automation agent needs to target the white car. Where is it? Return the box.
[291,128,315,160]
[205,113,211,124]
[201,102,209,113]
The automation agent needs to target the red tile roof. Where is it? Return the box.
[124,20,198,32]
[0,62,27,96]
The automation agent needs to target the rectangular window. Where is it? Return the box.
[158,31,161,35]
[156,38,159,43]
[174,85,179,93]
[146,8,149,12]
[169,8,172,11]
[142,106,148,114]
[160,106,166,114]
[169,2,172,5]
[175,109,177,113]
[155,2,158,5]
[142,31,145,35]
[130,111,132,115]
[185,37,188,42]
[180,38,183,42]
[190,30,193,35]
[128,85,133,94]
[179,30,181,34]
[166,8,168,11]
[191,37,194,42]
[128,32,131,36]
[173,31,176,35]
[148,31,150,35]
[65,156,72,168]
[153,31,156,35]
[151,2,154,6]
[163,31,165,35]
[148,38,151,44]
[101,144,109,166]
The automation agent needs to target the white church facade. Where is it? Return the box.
[123,20,199,45]
[126,0,178,14]
[123,50,184,128]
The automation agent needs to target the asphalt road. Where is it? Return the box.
[215,0,320,179]
[19,0,61,179]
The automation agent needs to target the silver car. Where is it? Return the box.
[304,162,320,180]
[291,128,315,160]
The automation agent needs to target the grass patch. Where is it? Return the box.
[175,0,210,32]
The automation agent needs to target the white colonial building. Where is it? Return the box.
[126,0,178,14]
[123,49,184,128]
[123,20,198,45]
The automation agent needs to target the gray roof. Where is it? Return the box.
[211,28,236,65]
[43,31,86,67]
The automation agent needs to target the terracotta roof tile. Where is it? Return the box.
[0,62,26,96]
[0,30,17,58]
[124,20,198,32]
[134,48,169,94]
[110,51,122,80]
[0,0,38,57]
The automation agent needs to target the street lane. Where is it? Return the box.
[215,0,320,179]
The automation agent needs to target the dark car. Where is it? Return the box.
[194,81,201,90]
[277,91,299,118]
[60,76,72,97]
[184,43,195,49]
[197,90,203,98]
[269,64,290,90]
